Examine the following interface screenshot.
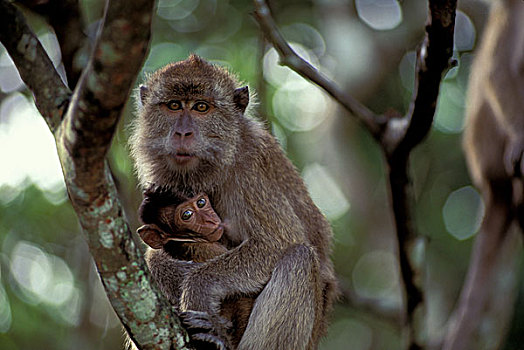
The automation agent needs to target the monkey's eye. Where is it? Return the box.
[193,101,209,113]
[181,210,193,221]
[166,100,182,111]
[196,198,206,208]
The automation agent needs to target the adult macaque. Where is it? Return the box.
[443,1,524,349]
[137,187,253,348]
[129,54,337,349]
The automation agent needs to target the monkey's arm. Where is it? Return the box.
[145,248,200,305]
[179,240,321,350]
[187,243,228,262]
[179,238,279,312]
[165,241,228,262]
[179,182,308,314]
[146,247,235,350]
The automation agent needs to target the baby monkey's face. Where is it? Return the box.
[173,193,224,242]
[137,192,225,249]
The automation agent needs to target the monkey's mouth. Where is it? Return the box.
[205,225,224,242]
[173,152,196,164]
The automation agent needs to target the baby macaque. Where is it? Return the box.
[137,187,253,348]
[138,191,228,262]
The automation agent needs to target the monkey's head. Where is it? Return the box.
[175,193,225,239]
[138,191,226,249]
[130,55,251,189]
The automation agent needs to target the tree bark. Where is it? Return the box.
[0,1,192,349]
[254,0,457,348]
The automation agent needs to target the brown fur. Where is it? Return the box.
[138,190,254,347]
[129,54,337,349]
[138,192,226,248]
[444,1,524,349]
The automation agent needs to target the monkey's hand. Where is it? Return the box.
[504,138,524,177]
[180,310,233,350]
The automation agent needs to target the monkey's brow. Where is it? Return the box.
[170,83,210,96]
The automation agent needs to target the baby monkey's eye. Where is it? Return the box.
[196,198,206,208]
[193,101,210,113]
[166,100,182,111]
[181,210,193,221]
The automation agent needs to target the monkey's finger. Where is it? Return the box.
[180,310,233,330]
[180,310,215,330]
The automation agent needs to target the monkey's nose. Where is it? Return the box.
[175,131,194,138]
[173,131,195,145]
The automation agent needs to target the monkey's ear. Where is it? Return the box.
[233,86,249,114]
[139,85,149,106]
[137,224,165,249]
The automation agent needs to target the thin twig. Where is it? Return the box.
[254,0,457,349]
[253,0,386,139]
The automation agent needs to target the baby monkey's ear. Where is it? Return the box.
[233,86,249,114]
[137,224,165,249]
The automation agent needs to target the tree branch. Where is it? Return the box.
[385,0,457,158]
[254,1,457,349]
[387,3,456,350]
[384,3,456,349]
[18,0,86,88]
[55,1,193,348]
[0,0,193,348]
[253,0,387,138]
[0,0,71,132]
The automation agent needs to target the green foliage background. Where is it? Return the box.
[0,0,522,349]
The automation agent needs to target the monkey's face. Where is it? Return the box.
[130,55,250,187]
[138,193,224,248]
[173,193,224,242]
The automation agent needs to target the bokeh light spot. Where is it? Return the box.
[272,80,332,132]
[399,51,416,92]
[0,285,12,333]
[352,250,401,305]
[157,0,199,21]
[302,163,350,221]
[143,42,186,73]
[10,241,76,307]
[434,80,466,134]
[454,11,476,52]
[443,186,484,240]
[0,48,25,93]
[0,93,65,191]
[323,20,374,87]
[356,0,403,31]
[263,44,317,88]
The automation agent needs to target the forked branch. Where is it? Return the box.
[254,1,457,349]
